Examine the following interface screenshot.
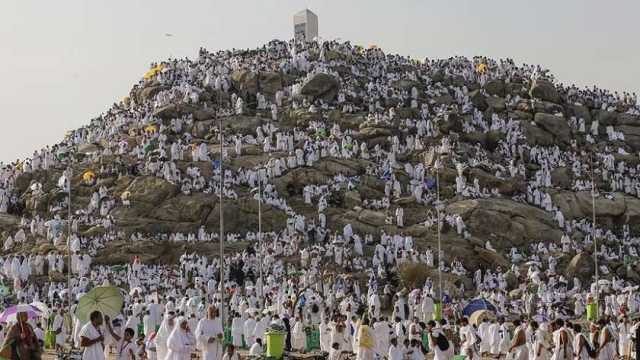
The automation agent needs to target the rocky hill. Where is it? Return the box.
[1,39,640,290]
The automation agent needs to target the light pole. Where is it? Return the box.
[218,104,225,326]
[434,158,444,305]
[66,166,73,322]
[425,150,444,309]
[590,153,599,316]
[257,168,264,307]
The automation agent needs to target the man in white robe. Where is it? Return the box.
[292,316,306,351]
[230,313,244,348]
[195,306,224,360]
[244,314,257,347]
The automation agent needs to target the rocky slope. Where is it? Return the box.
[2,39,640,290]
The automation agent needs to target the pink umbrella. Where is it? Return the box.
[0,304,42,323]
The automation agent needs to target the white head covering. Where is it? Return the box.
[166,317,192,356]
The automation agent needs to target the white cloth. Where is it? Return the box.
[195,318,224,360]
[165,327,195,360]
[79,323,105,360]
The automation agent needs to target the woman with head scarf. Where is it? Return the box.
[1,311,41,360]
[165,317,195,360]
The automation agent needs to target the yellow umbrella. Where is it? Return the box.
[82,170,96,183]
[75,286,124,323]
[469,309,496,326]
[476,63,487,74]
[144,125,157,133]
[143,64,165,80]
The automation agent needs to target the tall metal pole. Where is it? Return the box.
[590,153,599,315]
[219,113,225,326]
[258,173,264,307]
[67,167,73,322]
[436,162,443,305]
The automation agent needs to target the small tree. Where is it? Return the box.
[398,262,429,289]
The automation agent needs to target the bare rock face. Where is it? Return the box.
[534,113,570,144]
[565,252,595,281]
[447,198,562,249]
[125,176,177,206]
[300,73,340,101]
[231,70,258,95]
[551,191,627,220]
[357,209,386,227]
[259,72,283,95]
[521,121,556,147]
[484,79,505,97]
[530,79,560,103]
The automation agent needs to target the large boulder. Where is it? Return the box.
[530,80,560,103]
[486,96,506,112]
[231,70,258,95]
[300,73,340,101]
[484,79,505,97]
[521,121,555,146]
[551,191,626,220]
[617,113,640,126]
[125,177,177,206]
[153,103,198,120]
[205,198,287,234]
[137,85,168,102]
[220,115,265,135]
[151,193,215,223]
[566,104,591,122]
[357,127,392,139]
[534,113,570,143]
[551,167,572,189]
[447,198,562,249]
[0,214,19,232]
[273,167,330,197]
[594,110,618,126]
[468,90,488,111]
[474,247,510,269]
[313,158,366,177]
[616,125,640,151]
[357,209,386,227]
[468,168,524,195]
[258,72,283,95]
[565,252,595,281]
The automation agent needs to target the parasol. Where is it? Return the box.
[29,301,50,316]
[469,309,496,326]
[0,304,42,323]
[75,286,124,323]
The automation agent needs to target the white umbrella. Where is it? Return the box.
[129,287,144,296]
[30,301,50,316]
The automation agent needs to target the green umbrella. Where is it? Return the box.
[111,265,127,273]
[75,286,124,323]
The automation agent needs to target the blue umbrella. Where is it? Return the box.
[462,298,496,317]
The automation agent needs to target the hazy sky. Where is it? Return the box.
[1,0,639,163]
